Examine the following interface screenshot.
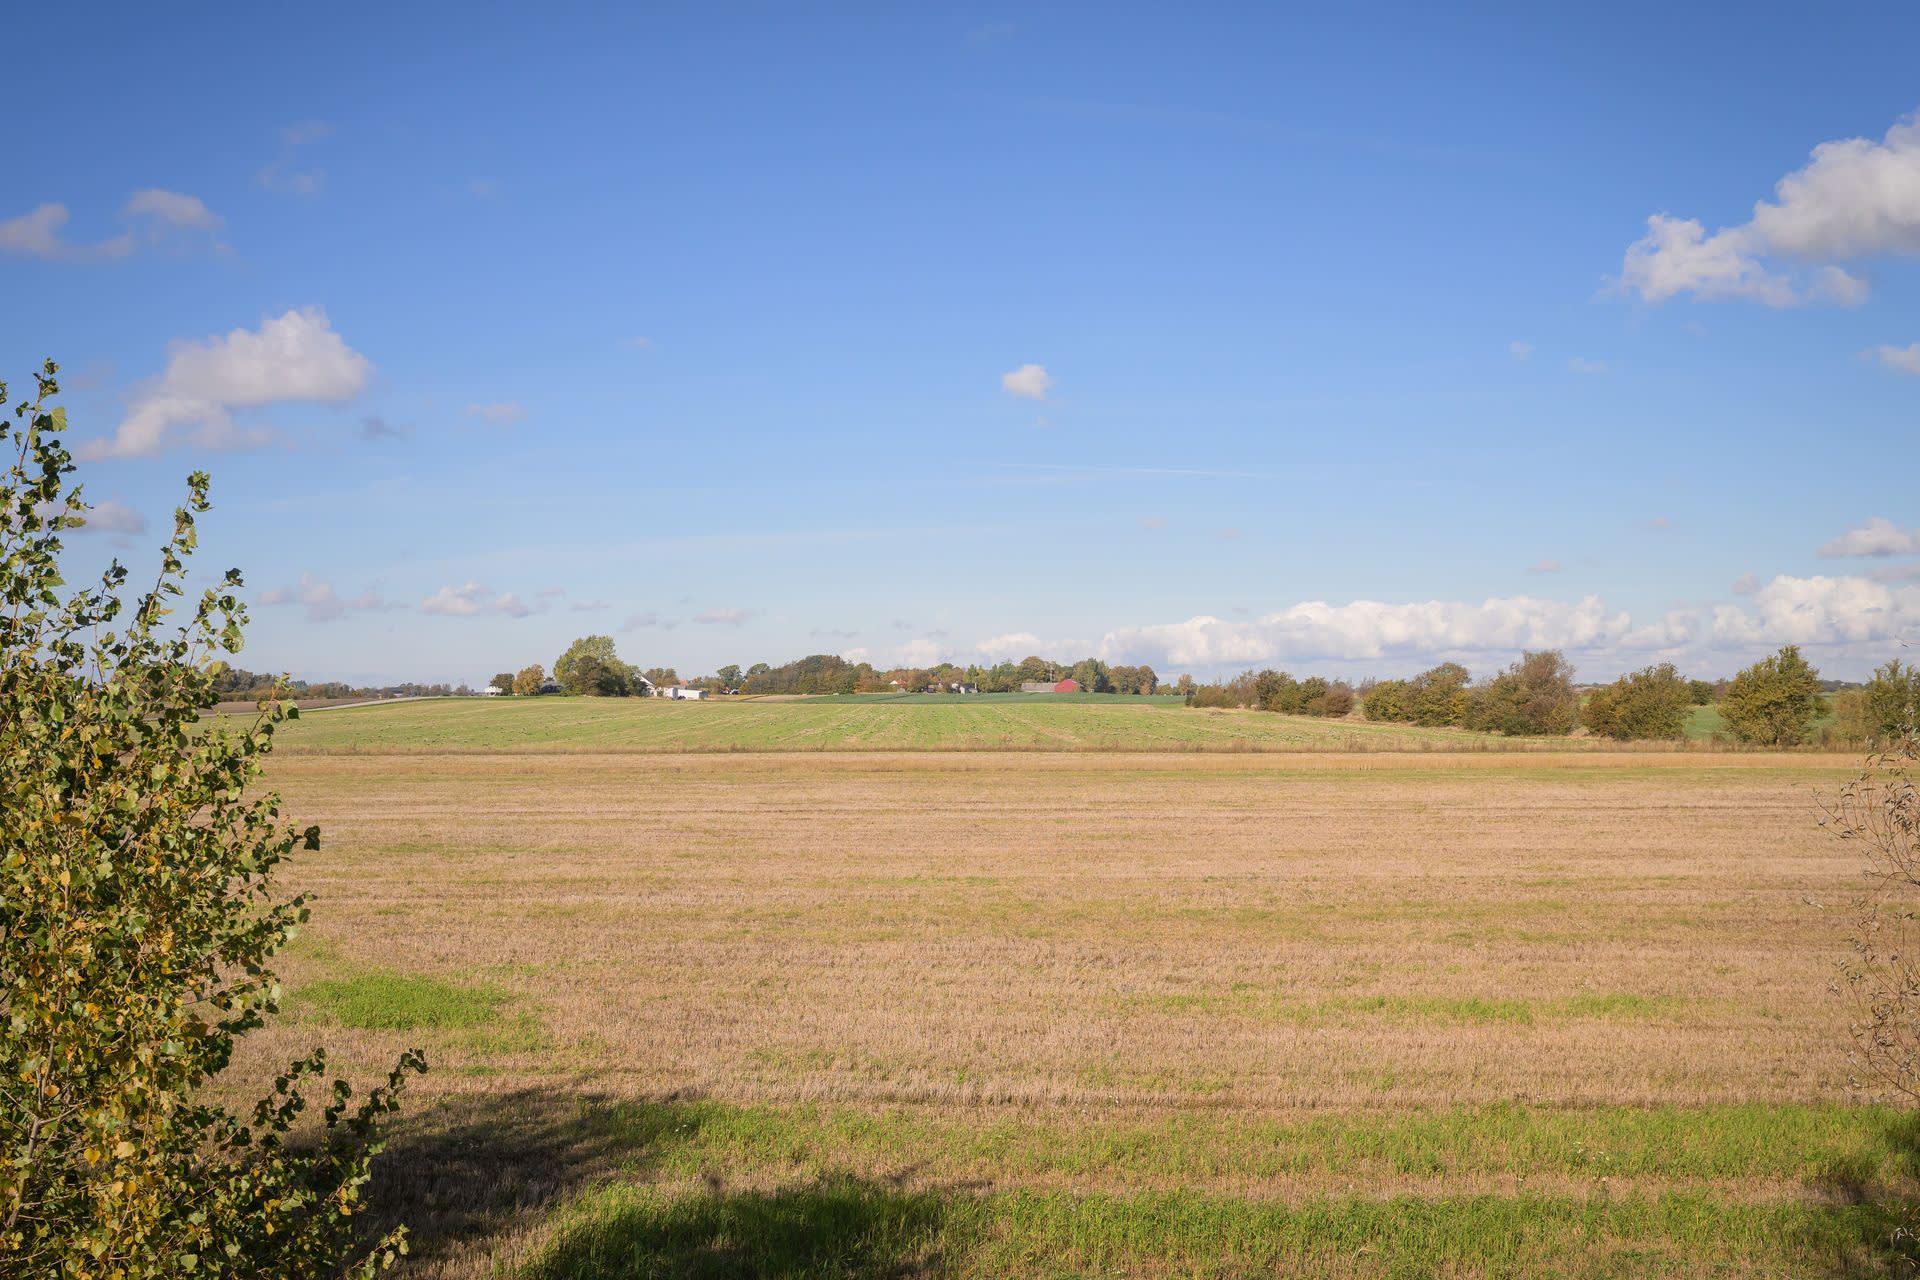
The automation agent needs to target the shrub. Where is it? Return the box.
[1465,651,1579,736]
[1722,645,1825,746]
[0,363,423,1278]
[1582,663,1691,741]
[1362,678,1413,722]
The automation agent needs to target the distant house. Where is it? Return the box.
[1019,680,1068,694]
[1054,678,1081,693]
[482,684,506,697]
[947,682,980,695]
[659,683,707,700]
[632,674,656,697]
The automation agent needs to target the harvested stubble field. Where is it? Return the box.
[230,704,1913,1278]
[258,694,1676,754]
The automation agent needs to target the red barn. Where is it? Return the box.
[1054,678,1081,692]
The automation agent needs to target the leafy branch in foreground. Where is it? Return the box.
[0,360,424,1278]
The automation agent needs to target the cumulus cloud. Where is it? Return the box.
[975,631,1044,660]
[1097,596,1679,668]
[259,573,401,623]
[420,582,537,618]
[1000,363,1052,400]
[1870,342,1920,374]
[1712,574,1920,647]
[84,308,371,459]
[1620,108,1920,306]
[1818,517,1920,559]
[466,401,524,424]
[1733,573,1761,595]
[693,607,756,626]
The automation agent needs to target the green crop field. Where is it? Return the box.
[253,694,1636,753]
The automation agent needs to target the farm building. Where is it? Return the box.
[1019,679,1081,693]
[659,684,706,700]
[481,684,505,696]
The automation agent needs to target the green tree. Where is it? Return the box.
[1722,645,1826,745]
[1410,662,1472,727]
[1362,678,1413,722]
[555,635,630,696]
[512,662,546,695]
[1582,663,1691,740]
[0,363,423,1278]
[1687,679,1717,706]
[1862,660,1920,742]
[1466,650,1579,736]
[643,667,678,692]
[489,670,515,695]
[715,664,742,689]
[1068,658,1110,693]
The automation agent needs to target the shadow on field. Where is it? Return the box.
[519,1178,958,1280]
[1806,1111,1920,1278]
[367,1089,960,1279]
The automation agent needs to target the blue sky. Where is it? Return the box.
[5,3,1919,684]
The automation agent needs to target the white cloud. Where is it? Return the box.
[1870,342,1920,374]
[420,582,537,618]
[1001,363,1052,400]
[1620,108,1920,306]
[76,498,148,536]
[124,189,221,231]
[1818,516,1920,559]
[0,203,134,262]
[1,189,224,262]
[1098,595,1647,668]
[1712,574,1920,647]
[1567,356,1608,375]
[259,573,401,623]
[1733,573,1761,595]
[621,611,676,631]
[975,631,1044,660]
[1509,340,1532,361]
[466,401,525,424]
[84,308,371,459]
[1527,560,1562,574]
[693,607,756,626]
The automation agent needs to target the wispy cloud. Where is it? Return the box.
[259,572,403,623]
[1,188,226,262]
[465,401,524,425]
[1870,342,1920,375]
[259,120,330,195]
[1509,340,1532,361]
[1527,559,1562,574]
[420,581,538,618]
[694,607,757,626]
[359,413,406,440]
[1567,356,1608,375]
[75,498,148,536]
[1818,516,1920,559]
[621,610,677,631]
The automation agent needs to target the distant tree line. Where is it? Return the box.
[1189,670,1355,717]
[210,665,465,702]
